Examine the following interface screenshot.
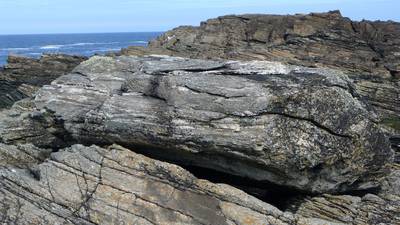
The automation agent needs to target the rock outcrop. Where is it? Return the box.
[147,11,400,77]
[121,11,400,134]
[0,55,393,194]
[0,54,87,109]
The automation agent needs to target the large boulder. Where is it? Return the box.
[1,55,393,193]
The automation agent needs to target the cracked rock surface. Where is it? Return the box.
[0,55,393,194]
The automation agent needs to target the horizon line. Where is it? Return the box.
[0,31,165,36]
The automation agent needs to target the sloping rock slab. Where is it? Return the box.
[0,144,296,225]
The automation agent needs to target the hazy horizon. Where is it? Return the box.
[0,0,398,35]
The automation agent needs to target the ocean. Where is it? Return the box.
[0,32,162,66]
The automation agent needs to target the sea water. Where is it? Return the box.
[0,32,162,66]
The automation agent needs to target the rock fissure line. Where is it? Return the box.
[225,110,352,138]
[0,177,94,225]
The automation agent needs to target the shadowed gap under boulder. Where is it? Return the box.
[91,143,380,211]
[179,165,381,211]
[182,165,309,211]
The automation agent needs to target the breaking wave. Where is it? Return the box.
[40,45,63,49]
[39,42,121,49]
[0,47,32,51]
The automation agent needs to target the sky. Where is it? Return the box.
[0,0,398,35]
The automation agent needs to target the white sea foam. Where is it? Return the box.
[27,53,42,56]
[69,42,119,46]
[69,43,93,46]
[131,41,147,44]
[84,48,121,54]
[68,42,119,46]
[0,47,32,51]
[39,42,120,49]
[40,45,63,50]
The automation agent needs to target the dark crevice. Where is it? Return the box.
[224,15,251,22]
[183,85,246,99]
[390,136,400,158]
[341,187,381,197]
[350,21,359,34]
[73,71,89,77]
[156,64,227,74]
[389,70,399,79]
[176,165,381,212]
[244,39,268,44]
[181,165,310,211]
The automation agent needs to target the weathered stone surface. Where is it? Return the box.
[0,54,87,109]
[0,144,296,225]
[1,55,393,194]
[122,11,400,133]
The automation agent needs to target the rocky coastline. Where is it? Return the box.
[0,11,399,225]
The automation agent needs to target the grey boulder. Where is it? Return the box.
[0,55,391,194]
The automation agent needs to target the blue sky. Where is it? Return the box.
[0,0,398,34]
